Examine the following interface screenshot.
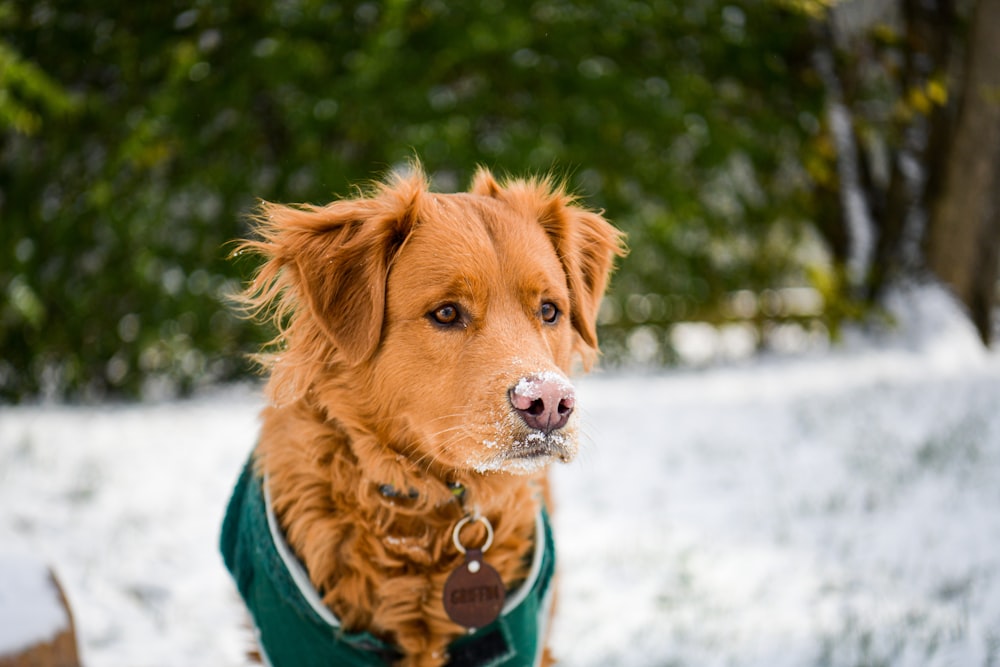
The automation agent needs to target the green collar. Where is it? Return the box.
[220,457,556,667]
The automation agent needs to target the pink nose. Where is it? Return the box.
[509,374,576,433]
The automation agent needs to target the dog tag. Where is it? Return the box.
[443,548,505,630]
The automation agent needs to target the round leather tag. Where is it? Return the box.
[443,549,505,629]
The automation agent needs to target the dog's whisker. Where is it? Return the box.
[403,429,475,475]
[364,412,470,434]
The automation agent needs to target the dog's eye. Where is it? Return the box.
[429,304,462,327]
[540,302,560,324]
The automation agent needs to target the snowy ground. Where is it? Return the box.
[2,284,999,667]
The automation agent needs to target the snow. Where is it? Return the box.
[512,372,575,403]
[0,389,258,665]
[0,553,70,654]
[2,283,999,666]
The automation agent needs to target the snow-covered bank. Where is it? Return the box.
[2,286,998,666]
[0,387,260,665]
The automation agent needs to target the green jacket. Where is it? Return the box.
[220,458,556,667]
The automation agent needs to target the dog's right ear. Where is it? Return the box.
[237,172,424,366]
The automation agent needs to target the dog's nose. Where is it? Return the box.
[509,374,575,433]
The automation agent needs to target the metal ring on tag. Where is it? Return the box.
[452,514,494,554]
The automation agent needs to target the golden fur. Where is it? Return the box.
[236,163,624,666]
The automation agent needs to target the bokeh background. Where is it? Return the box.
[4,3,1000,665]
[2,0,998,402]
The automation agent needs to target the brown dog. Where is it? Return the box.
[222,163,624,667]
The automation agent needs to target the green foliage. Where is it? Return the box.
[1,0,824,401]
[0,42,78,133]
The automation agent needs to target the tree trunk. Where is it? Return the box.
[926,0,1000,343]
[868,0,956,302]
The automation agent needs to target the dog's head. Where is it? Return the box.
[239,164,624,477]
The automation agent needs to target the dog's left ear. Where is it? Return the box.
[540,197,627,363]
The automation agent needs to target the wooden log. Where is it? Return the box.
[0,554,80,667]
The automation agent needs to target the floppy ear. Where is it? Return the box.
[292,205,415,364]
[238,172,424,366]
[541,199,626,360]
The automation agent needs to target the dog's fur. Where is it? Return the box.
[235,163,624,666]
